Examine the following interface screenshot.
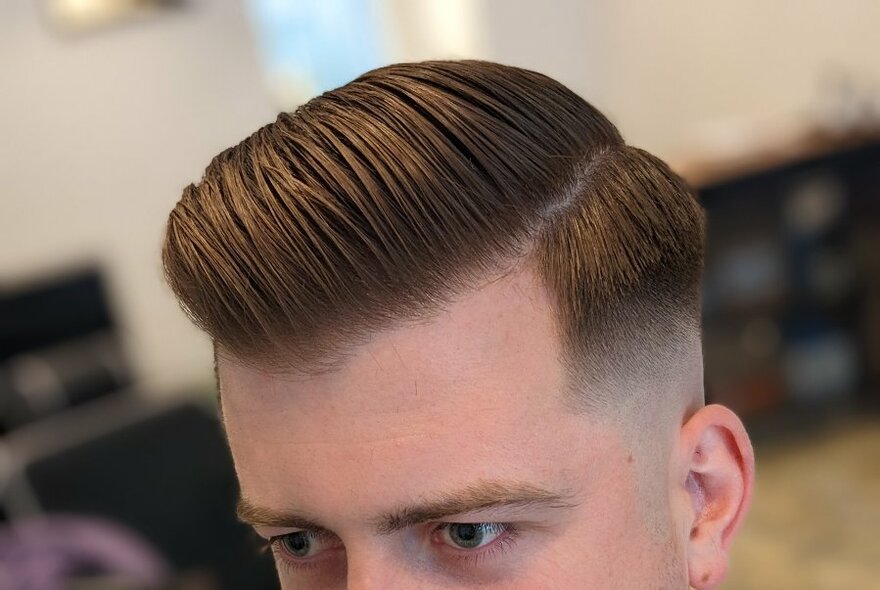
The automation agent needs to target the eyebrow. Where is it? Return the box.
[236,500,331,534]
[237,480,578,535]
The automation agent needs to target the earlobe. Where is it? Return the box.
[680,404,754,590]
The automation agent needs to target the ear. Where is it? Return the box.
[677,404,754,590]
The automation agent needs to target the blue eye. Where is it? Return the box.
[272,530,334,561]
[279,531,313,557]
[439,523,507,549]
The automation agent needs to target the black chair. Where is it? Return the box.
[0,393,278,589]
[0,268,131,433]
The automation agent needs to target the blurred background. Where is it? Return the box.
[1,0,879,588]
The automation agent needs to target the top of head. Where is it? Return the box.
[162,60,705,404]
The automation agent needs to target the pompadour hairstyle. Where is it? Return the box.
[163,60,704,400]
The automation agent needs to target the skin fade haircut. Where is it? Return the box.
[163,60,705,406]
[161,60,754,589]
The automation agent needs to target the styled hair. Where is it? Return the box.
[163,60,704,400]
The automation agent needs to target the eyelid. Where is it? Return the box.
[430,521,520,564]
[257,525,331,540]
[268,528,338,546]
[269,522,522,574]
[434,522,501,548]
[431,521,512,536]
[268,529,343,567]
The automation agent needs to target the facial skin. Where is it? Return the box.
[218,266,754,589]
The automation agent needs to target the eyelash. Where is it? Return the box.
[266,523,521,573]
[266,531,329,574]
[432,522,521,566]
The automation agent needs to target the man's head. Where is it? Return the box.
[163,60,753,589]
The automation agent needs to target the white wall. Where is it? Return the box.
[0,0,276,395]
[477,0,880,158]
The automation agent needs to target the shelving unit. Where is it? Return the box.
[681,132,880,423]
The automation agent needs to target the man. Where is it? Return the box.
[162,60,753,589]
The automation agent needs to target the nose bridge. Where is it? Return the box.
[345,559,404,590]
[344,546,431,590]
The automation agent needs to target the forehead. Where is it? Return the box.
[217,267,618,521]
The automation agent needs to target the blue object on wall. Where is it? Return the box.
[247,0,386,106]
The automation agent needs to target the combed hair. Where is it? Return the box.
[163,60,704,400]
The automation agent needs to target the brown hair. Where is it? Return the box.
[163,60,704,402]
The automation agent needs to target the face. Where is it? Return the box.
[218,267,734,589]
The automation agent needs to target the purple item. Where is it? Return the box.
[0,515,169,590]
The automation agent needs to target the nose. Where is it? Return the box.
[345,551,437,590]
[345,562,409,590]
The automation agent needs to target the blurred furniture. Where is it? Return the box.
[1,266,278,587]
[684,130,880,423]
[0,514,169,589]
[0,268,131,434]
[0,393,278,589]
